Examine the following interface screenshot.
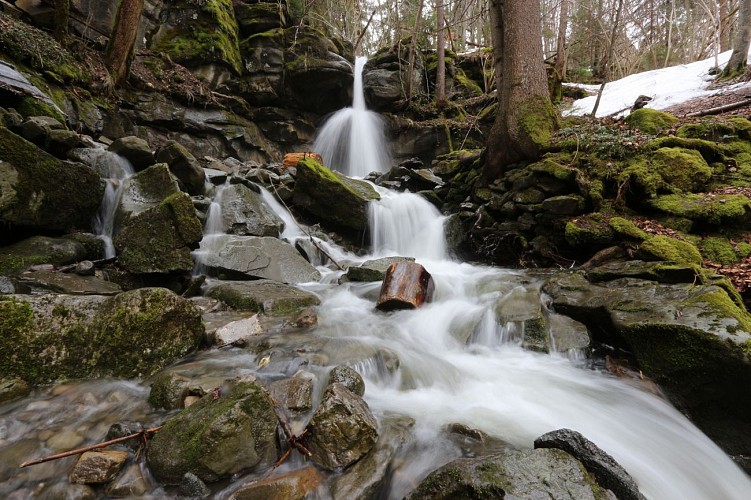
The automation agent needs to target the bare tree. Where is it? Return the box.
[724,0,751,76]
[484,0,557,180]
[551,0,570,102]
[436,0,447,109]
[105,0,145,86]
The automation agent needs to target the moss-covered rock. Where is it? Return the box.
[652,147,712,192]
[608,217,649,241]
[204,279,320,316]
[564,213,615,249]
[637,235,703,266]
[0,236,87,276]
[0,288,204,384]
[625,108,678,135]
[293,158,380,234]
[699,236,739,265]
[234,1,287,36]
[155,141,206,196]
[648,193,751,226]
[0,126,102,232]
[146,379,278,484]
[114,192,203,274]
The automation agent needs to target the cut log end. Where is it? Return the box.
[283,152,323,168]
[376,261,435,311]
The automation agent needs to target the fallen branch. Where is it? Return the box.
[19,426,161,468]
[683,97,751,117]
[261,388,312,470]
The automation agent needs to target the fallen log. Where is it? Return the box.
[684,96,751,117]
[376,261,435,311]
[283,152,323,168]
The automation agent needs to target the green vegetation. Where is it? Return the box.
[624,108,678,135]
[638,235,703,266]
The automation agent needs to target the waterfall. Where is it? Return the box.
[312,57,391,177]
[192,181,229,275]
[92,151,135,258]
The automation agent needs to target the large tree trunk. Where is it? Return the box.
[376,262,434,311]
[550,0,570,103]
[719,0,732,52]
[53,0,70,42]
[406,0,425,99]
[484,0,557,181]
[723,0,751,77]
[105,0,145,86]
[435,0,446,109]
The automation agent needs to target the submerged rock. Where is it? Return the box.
[146,379,278,484]
[228,466,323,500]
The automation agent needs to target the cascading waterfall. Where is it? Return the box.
[92,151,135,258]
[192,181,229,275]
[312,56,391,178]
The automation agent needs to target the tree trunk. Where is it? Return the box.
[376,262,435,311]
[436,0,446,109]
[591,0,624,117]
[105,0,145,86]
[406,0,425,99]
[550,0,570,103]
[484,0,557,181]
[53,0,70,43]
[720,0,732,51]
[723,0,751,77]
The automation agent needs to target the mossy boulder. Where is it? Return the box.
[293,158,380,234]
[406,447,609,499]
[652,147,711,192]
[564,213,615,250]
[625,108,678,135]
[0,126,102,232]
[608,217,649,241]
[204,279,320,316]
[0,236,87,276]
[234,1,287,35]
[637,235,703,266]
[114,192,203,274]
[0,288,204,384]
[146,379,278,484]
[648,193,751,227]
[108,136,155,172]
[699,236,739,265]
[218,183,284,237]
[116,163,181,231]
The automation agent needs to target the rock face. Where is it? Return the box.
[534,428,645,500]
[292,158,380,234]
[0,126,102,232]
[0,288,204,384]
[406,447,608,499]
[219,183,284,237]
[155,141,207,195]
[0,236,87,276]
[108,136,155,171]
[204,279,320,315]
[146,379,278,484]
[114,192,203,274]
[200,235,321,284]
[304,383,378,470]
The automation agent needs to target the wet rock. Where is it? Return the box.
[214,315,262,346]
[0,236,87,276]
[268,377,313,413]
[219,183,285,237]
[156,140,207,195]
[0,288,204,384]
[346,256,415,282]
[534,428,645,500]
[38,481,96,500]
[546,312,590,353]
[290,307,318,327]
[0,127,103,233]
[200,236,321,284]
[148,371,192,410]
[406,447,608,499]
[304,383,378,470]
[108,136,155,171]
[17,269,121,295]
[70,450,129,484]
[105,463,150,497]
[235,1,287,36]
[74,260,96,276]
[106,422,146,451]
[114,192,203,274]
[115,163,181,231]
[47,429,84,452]
[147,379,278,484]
[293,158,379,234]
[327,365,365,396]
[179,472,211,499]
[229,466,323,500]
[0,378,30,403]
[585,260,699,284]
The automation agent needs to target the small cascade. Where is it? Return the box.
[192,181,229,275]
[258,186,304,240]
[92,151,135,258]
[369,188,448,260]
[312,57,391,177]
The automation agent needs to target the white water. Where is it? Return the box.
[192,181,229,275]
[92,152,135,258]
[312,57,391,178]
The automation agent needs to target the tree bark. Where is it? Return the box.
[719,0,732,51]
[723,0,751,77]
[591,0,624,117]
[550,0,570,103]
[53,0,70,43]
[105,0,145,86]
[436,0,446,109]
[406,0,425,99]
[376,261,435,311]
[484,0,557,181]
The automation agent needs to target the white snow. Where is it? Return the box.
[565,50,751,118]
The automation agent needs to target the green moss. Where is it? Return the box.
[638,235,703,266]
[529,154,578,182]
[652,147,712,192]
[618,155,664,196]
[649,193,751,226]
[564,213,615,248]
[737,242,751,257]
[609,217,649,241]
[625,108,678,135]
[454,67,483,96]
[699,236,739,265]
[686,287,751,333]
[518,94,559,148]
[15,96,66,123]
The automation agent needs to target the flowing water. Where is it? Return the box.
[312,57,391,178]
[91,152,135,258]
[192,181,229,275]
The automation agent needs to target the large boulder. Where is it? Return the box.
[293,158,379,234]
[219,183,284,237]
[406,447,611,499]
[108,136,155,171]
[303,383,378,470]
[116,163,181,230]
[363,45,425,111]
[0,236,87,276]
[155,141,207,196]
[114,192,203,274]
[345,256,415,282]
[198,235,321,284]
[0,288,204,384]
[146,379,278,484]
[235,29,285,106]
[0,126,102,232]
[204,279,320,315]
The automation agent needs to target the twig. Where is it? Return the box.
[353,10,377,53]
[19,426,162,468]
[260,387,312,470]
